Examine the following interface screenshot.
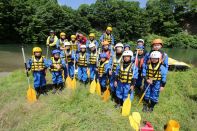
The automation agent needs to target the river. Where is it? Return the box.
[0,44,196,73]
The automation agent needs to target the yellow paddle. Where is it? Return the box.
[122,93,132,116]
[95,79,101,96]
[103,86,110,102]
[138,84,150,106]
[64,51,72,88]
[22,46,37,102]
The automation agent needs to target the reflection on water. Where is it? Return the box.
[0,44,196,72]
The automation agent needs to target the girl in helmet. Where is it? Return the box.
[63,42,75,80]
[99,26,115,46]
[114,50,138,108]
[88,43,98,83]
[142,51,167,112]
[27,47,49,98]
[101,40,114,65]
[56,32,68,58]
[97,53,111,93]
[133,45,146,93]
[86,33,99,53]
[76,45,89,84]
[70,35,78,52]
[48,49,66,94]
[109,42,124,101]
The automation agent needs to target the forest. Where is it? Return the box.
[0,0,197,48]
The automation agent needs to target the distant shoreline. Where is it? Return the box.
[0,72,11,78]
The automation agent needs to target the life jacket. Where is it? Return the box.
[146,62,161,81]
[50,57,63,72]
[89,51,97,65]
[112,54,122,72]
[70,41,78,51]
[104,33,112,44]
[65,50,72,63]
[49,36,54,43]
[135,56,144,69]
[98,60,109,76]
[31,56,45,71]
[103,50,111,60]
[78,53,88,67]
[118,63,133,83]
[59,39,68,48]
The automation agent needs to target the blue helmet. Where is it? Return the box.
[124,44,131,49]
[52,49,61,55]
[100,53,107,58]
[136,45,144,50]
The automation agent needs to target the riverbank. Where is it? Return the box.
[0,69,196,130]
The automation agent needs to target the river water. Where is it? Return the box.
[0,44,196,72]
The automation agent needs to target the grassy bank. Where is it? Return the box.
[0,69,197,131]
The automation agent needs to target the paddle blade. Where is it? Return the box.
[27,86,37,102]
[71,78,77,90]
[65,76,72,88]
[103,87,110,102]
[122,94,131,116]
[96,82,101,96]
[89,80,96,94]
[129,115,140,131]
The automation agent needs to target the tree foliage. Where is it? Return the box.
[0,0,196,48]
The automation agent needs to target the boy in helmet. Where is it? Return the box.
[133,45,146,93]
[142,51,167,112]
[86,33,99,53]
[97,53,111,93]
[124,44,131,51]
[27,47,48,97]
[48,49,66,94]
[46,30,58,51]
[63,42,75,80]
[144,39,168,71]
[100,26,115,46]
[109,42,124,101]
[76,45,89,84]
[70,35,78,52]
[101,40,114,65]
[88,43,98,83]
[56,32,68,58]
[114,50,138,108]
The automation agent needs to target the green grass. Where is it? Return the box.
[0,69,197,131]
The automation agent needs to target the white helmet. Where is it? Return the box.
[150,51,161,59]
[115,43,124,48]
[122,50,133,57]
[137,39,144,43]
[64,42,71,46]
[80,45,86,48]
[89,43,96,48]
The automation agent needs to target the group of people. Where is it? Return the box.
[26,26,168,113]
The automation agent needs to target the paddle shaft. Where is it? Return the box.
[21,46,31,86]
[46,45,49,59]
[138,84,150,106]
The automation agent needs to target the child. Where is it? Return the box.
[63,42,75,79]
[86,33,99,53]
[142,51,167,112]
[48,49,66,94]
[70,35,78,52]
[56,32,68,58]
[27,47,48,97]
[88,43,98,83]
[97,53,111,93]
[109,43,124,101]
[133,45,145,93]
[114,50,138,108]
[124,44,131,51]
[76,45,89,84]
[144,39,168,71]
